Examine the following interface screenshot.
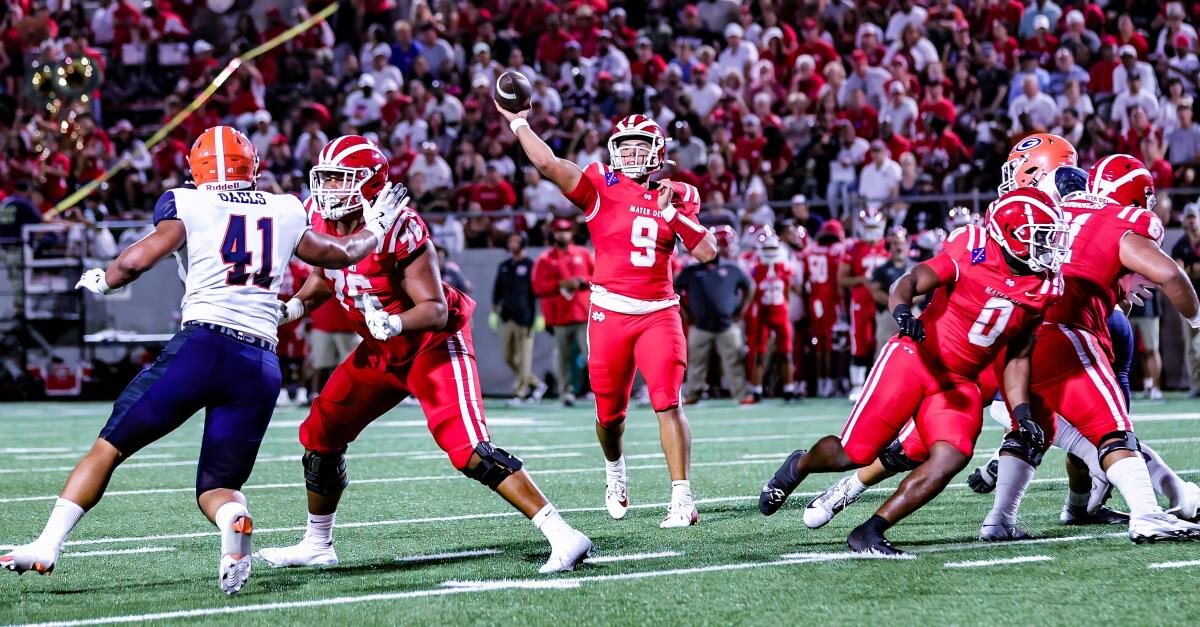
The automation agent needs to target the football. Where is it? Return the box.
[494,70,532,113]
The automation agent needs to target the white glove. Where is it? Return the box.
[75,268,118,295]
[362,182,410,243]
[362,295,402,341]
[1189,312,1200,330]
[1118,273,1156,307]
[277,298,305,325]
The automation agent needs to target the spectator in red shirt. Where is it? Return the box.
[791,54,824,103]
[185,40,218,83]
[880,116,913,160]
[569,7,601,58]
[535,12,575,66]
[918,79,957,132]
[1116,14,1149,60]
[38,141,71,204]
[735,115,767,171]
[914,116,969,187]
[1144,138,1174,189]
[471,164,517,212]
[698,153,735,202]
[1089,38,1119,94]
[792,18,837,73]
[981,0,1024,39]
[1118,107,1162,161]
[631,37,667,86]
[1021,15,1059,63]
[990,20,1021,69]
[839,88,879,140]
[608,7,638,51]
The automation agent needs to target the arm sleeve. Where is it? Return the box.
[922,252,960,284]
[152,190,178,225]
[564,162,602,218]
[664,182,708,250]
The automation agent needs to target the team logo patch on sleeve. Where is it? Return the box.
[971,247,986,264]
[605,171,619,186]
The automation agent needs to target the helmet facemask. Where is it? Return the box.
[310,165,373,220]
[997,220,1071,273]
[608,133,663,179]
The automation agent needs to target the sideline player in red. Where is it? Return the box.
[801,220,845,397]
[744,225,800,403]
[496,102,718,528]
[257,136,593,573]
[838,211,889,401]
[980,154,1200,542]
[759,186,1068,555]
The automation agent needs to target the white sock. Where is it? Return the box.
[1106,455,1161,517]
[985,456,1035,526]
[671,480,693,508]
[34,498,85,553]
[605,456,626,483]
[1143,377,1154,391]
[783,382,796,393]
[532,504,571,546]
[1141,444,1187,505]
[751,385,763,394]
[215,502,249,556]
[1054,419,1106,479]
[1066,490,1089,509]
[846,471,868,496]
[304,512,336,546]
[849,365,866,387]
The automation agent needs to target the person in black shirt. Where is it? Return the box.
[675,239,753,403]
[868,227,914,342]
[493,233,546,402]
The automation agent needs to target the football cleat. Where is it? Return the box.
[0,543,57,576]
[539,528,592,574]
[967,459,999,494]
[219,553,252,596]
[529,382,549,404]
[562,392,576,408]
[759,449,806,516]
[659,502,699,528]
[847,385,864,403]
[1169,482,1200,522]
[605,478,629,520]
[804,475,863,529]
[846,524,909,558]
[255,539,339,568]
[979,522,1031,542]
[740,392,761,405]
[1060,503,1128,526]
[1128,512,1200,544]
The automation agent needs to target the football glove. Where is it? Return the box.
[892,304,924,342]
[75,268,118,295]
[278,298,305,326]
[1012,402,1045,452]
[362,182,410,244]
[363,295,402,341]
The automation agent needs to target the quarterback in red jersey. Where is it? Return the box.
[981,155,1200,543]
[801,220,845,397]
[759,186,1067,555]
[838,211,889,401]
[744,226,800,404]
[498,100,718,528]
[257,136,592,573]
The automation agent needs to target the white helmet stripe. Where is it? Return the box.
[329,142,381,166]
[322,136,350,164]
[1098,167,1153,195]
[215,126,226,183]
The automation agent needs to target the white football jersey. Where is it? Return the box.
[154,188,310,343]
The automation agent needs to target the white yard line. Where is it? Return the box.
[63,547,176,558]
[585,551,682,564]
[943,555,1053,568]
[395,549,502,563]
[1148,559,1200,569]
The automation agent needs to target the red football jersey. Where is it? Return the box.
[1048,194,1164,360]
[841,239,889,300]
[916,236,1063,378]
[307,199,474,358]
[750,251,795,311]
[564,162,701,309]
[801,243,843,303]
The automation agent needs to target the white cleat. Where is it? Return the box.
[0,543,58,576]
[539,528,592,574]
[804,475,862,529]
[847,385,864,403]
[255,539,339,568]
[605,478,629,519]
[219,553,252,596]
[659,503,699,528]
[1128,511,1200,544]
[1170,482,1200,522]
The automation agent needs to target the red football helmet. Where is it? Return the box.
[310,135,389,220]
[947,205,979,228]
[710,224,736,256]
[608,114,668,179]
[857,210,885,242]
[817,219,845,244]
[1088,154,1157,210]
[999,133,1078,197]
[986,187,1070,273]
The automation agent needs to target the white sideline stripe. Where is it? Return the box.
[0,447,71,453]
[943,555,1053,568]
[585,551,682,564]
[64,547,176,558]
[1148,559,1200,569]
[395,549,502,563]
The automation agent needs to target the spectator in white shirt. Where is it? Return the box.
[1113,45,1159,96]
[531,77,563,116]
[1051,107,1085,146]
[671,120,708,172]
[1160,79,1189,137]
[715,23,758,83]
[573,129,606,170]
[859,140,903,210]
[505,48,538,84]
[407,142,454,191]
[248,110,278,158]
[1166,34,1200,96]
[469,42,503,86]
[342,74,386,127]
[884,0,928,43]
[367,43,403,91]
[882,23,939,72]
[828,121,870,218]
[593,30,632,87]
[390,102,430,149]
[1112,73,1160,132]
[1055,78,1094,119]
[683,63,722,117]
[1155,3,1197,57]
[294,120,328,166]
[522,167,569,215]
[1009,75,1059,131]
[879,81,919,139]
[427,80,464,126]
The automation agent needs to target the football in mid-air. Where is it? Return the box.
[494,70,532,113]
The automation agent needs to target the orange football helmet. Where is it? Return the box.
[188,126,259,191]
[998,133,1077,198]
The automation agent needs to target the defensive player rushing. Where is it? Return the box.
[1,127,408,595]
[759,185,1069,555]
[978,153,1200,542]
[496,101,718,527]
[257,135,592,573]
[744,226,800,404]
[839,211,889,401]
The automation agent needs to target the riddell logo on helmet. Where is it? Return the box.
[202,181,249,191]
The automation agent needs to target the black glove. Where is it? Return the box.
[1012,402,1044,452]
[892,304,925,342]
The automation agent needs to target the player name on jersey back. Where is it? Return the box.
[156,187,310,344]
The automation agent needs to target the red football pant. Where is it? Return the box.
[300,326,489,469]
[588,303,686,427]
[840,337,982,465]
[849,295,876,359]
[1030,324,1131,444]
[899,359,1001,462]
[807,296,836,350]
[746,305,792,366]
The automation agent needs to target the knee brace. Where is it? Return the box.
[463,442,523,490]
[879,439,922,473]
[1000,429,1046,467]
[302,448,349,495]
[1097,431,1140,463]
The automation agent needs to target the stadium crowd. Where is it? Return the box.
[3,0,1200,402]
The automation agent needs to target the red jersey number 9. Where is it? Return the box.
[630,216,658,268]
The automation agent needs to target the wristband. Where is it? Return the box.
[387,314,403,336]
[509,118,530,134]
[281,298,305,324]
